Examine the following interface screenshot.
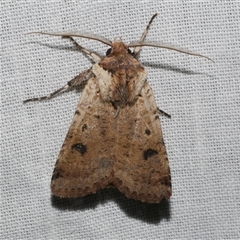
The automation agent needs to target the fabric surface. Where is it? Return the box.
[1,1,239,239]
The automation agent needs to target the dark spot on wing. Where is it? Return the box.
[75,110,80,115]
[143,148,158,160]
[51,168,63,181]
[82,124,87,132]
[72,143,87,155]
[162,176,172,187]
[145,129,151,135]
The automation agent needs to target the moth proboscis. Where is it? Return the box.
[24,14,213,203]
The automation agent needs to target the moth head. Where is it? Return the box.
[106,41,133,57]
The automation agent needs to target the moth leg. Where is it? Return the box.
[63,36,101,62]
[133,13,158,56]
[157,107,171,118]
[23,69,92,103]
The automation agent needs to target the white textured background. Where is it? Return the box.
[1,1,239,239]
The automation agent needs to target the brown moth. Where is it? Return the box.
[24,14,213,203]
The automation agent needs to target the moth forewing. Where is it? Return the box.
[51,76,116,198]
[113,82,171,203]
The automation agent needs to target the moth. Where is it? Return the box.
[24,14,212,203]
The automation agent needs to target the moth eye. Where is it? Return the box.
[106,48,112,56]
[128,49,132,54]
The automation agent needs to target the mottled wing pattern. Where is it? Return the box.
[51,76,117,198]
[113,82,172,203]
[51,77,171,203]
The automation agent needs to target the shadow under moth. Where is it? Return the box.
[24,14,213,203]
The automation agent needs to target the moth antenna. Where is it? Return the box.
[26,32,112,47]
[133,13,158,56]
[129,41,214,62]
